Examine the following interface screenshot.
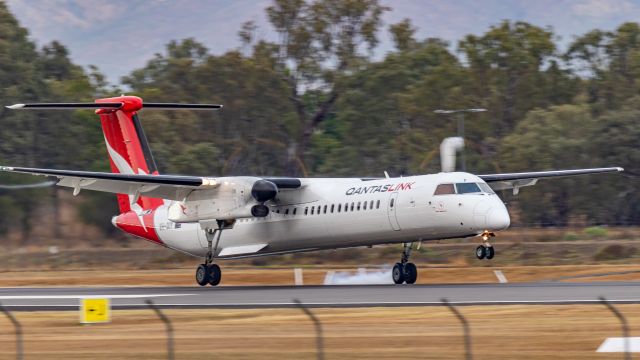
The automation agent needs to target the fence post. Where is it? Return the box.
[0,302,23,360]
[599,296,631,360]
[442,298,473,360]
[145,299,174,360]
[293,298,325,360]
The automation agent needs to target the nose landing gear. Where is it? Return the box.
[475,230,496,260]
[392,243,418,284]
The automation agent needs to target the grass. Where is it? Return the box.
[0,305,637,359]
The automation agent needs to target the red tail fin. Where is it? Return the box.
[96,96,164,213]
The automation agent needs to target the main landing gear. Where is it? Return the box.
[196,220,227,286]
[475,230,496,260]
[392,242,418,285]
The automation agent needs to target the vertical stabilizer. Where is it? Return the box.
[96,96,163,213]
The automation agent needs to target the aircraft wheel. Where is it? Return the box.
[195,264,210,286]
[208,264,222,286]
[403,263,418,284]
[486,246,495,260]
[475,245,486,260]
[392,263,405,284]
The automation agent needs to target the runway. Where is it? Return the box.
[1,281,639,310]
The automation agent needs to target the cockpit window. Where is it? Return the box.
[478,182,496,194]
[455,183,482,194]
[434,183,455,195]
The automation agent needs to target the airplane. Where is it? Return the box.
[1,95,623,286]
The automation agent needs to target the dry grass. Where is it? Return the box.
[0,305,637,359]
[1,264,640,287]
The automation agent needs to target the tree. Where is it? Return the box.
[499,105,599,226]
[266,0,389,175]
[389,18,417,52]
[459,21,560,136]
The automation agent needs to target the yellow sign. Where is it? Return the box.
[80,298,111,324]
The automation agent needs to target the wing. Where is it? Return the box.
[0,181,55,190]
[0,166,219,200]
[479,167,624,194]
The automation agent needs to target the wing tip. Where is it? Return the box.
[6,104,24,109]
[616,167,625,172]
[0,166,14,171]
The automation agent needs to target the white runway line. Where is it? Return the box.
[494,270,508,283]
[597,337,640,352]
[294,268,304,286]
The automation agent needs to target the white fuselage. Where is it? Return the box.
[147,172,510,259]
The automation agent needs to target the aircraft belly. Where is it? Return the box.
[154,207,203,256]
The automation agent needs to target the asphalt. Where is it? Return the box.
[1,282,639,311]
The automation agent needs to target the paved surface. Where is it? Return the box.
[0,282,639,311]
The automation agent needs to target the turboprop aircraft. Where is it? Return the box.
[1,96,624,286]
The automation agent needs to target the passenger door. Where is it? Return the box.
[387,192,401,231]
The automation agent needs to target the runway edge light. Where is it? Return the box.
[80,298,111,324]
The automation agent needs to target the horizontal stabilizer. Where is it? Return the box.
[143,103,223,110]
[6,102,222,111]
[6,103,122,109]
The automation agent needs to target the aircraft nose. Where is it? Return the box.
[486,205,510,231]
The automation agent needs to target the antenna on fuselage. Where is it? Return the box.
[384,171,390,179]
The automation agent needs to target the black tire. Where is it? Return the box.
[392,263,405,284]
[208,264,222,286]
[403,263,418,284]
[195,264,210,286]
[475,245,486,260]
[486,246,495,260]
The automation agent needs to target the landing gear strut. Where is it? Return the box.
[393,242,418,285]
[475,230,496,260]
[196,220,226,286]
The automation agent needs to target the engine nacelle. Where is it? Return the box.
[167,177,276,222]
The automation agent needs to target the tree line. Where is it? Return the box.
[0,0,638,244]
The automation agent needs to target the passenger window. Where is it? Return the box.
[330,204,334,213]
[434,183,455,195]
[370,200,374,209]
[323,205,327,214]
[357,202,361,211]
[456,183,481,194]
[311,207,314,215]
[350,203,355,211]
[376,200,380,209]
[345,203,349,212]
[285,209,289,215]
[293,208,297,215]
[338,204,342,212]
[390,198,394,208]
[364,201,367,210]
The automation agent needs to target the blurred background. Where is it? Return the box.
[0,0,637,252]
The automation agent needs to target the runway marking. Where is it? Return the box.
[494,270,508,283]
[597,337,640,352]
[294,268,303,286]
[0,294,194,300]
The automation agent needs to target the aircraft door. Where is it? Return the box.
[387,192,401,231]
